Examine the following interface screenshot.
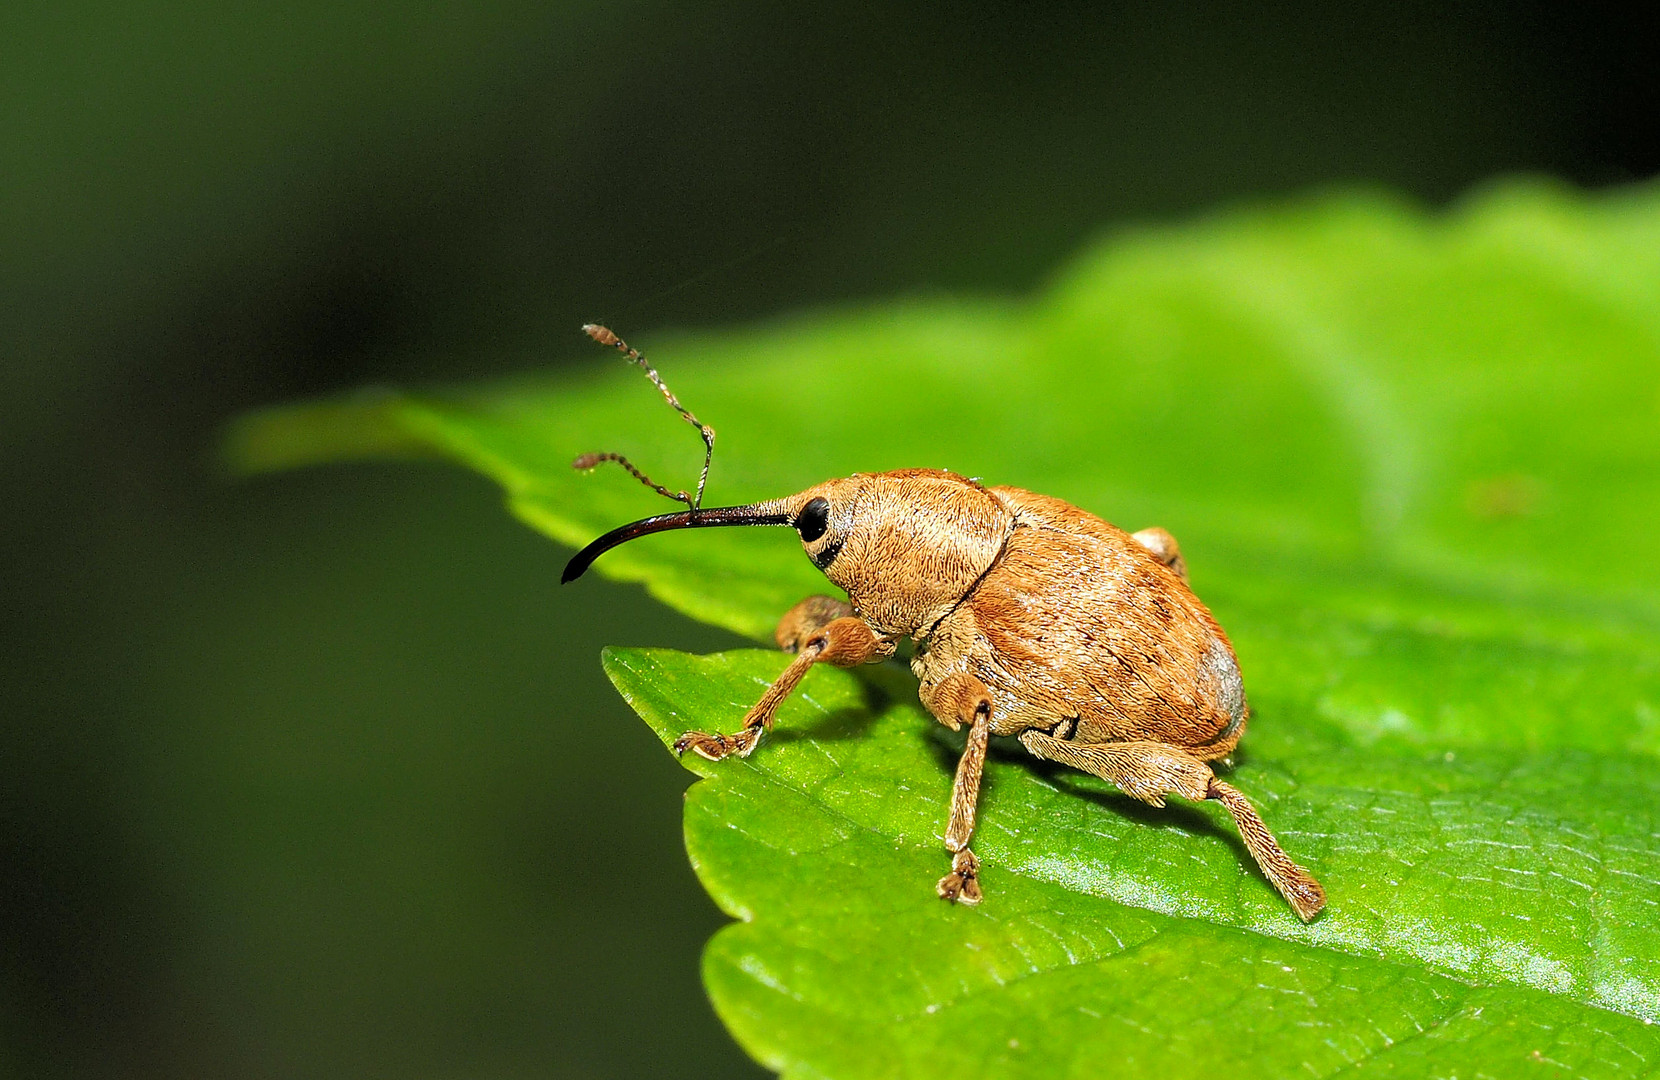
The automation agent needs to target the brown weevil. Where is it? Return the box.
[564,325,1327,921]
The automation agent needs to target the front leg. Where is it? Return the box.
[673,612,890,761]
[921,672,995,905]
[774,594,853,653]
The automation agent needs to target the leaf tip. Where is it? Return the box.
[219,390,429,478]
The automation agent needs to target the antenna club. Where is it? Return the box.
[583,324,621,348]
[572,453,604,470]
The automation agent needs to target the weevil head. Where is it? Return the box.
[780,470,1013,637]
[563,468,1012,639]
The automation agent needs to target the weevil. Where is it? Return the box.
[563,325,1326,921]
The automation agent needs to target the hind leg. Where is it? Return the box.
[1019,731,1325,921]
[1132,527,1188,584]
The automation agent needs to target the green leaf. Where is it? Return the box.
[609,646,1660,1078]
[231,179,1660,1076]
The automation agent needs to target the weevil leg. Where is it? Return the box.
[774,594,854,653]
[1017,733,1211,804]
[1018,731,1326,921]
[673,616,890,761]
[1131,527,1188,584]
[1206,778,1326,922]
[922,673,995,905]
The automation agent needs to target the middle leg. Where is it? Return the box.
[921,672,996,904]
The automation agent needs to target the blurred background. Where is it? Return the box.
[3,2,1657,1076]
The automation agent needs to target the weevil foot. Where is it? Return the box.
[672,728,761,760]
[936,849,982,905]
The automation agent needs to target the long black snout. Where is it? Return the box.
[561,501,792,583]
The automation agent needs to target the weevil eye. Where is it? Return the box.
[794,497,830,542]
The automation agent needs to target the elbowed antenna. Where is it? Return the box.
[561,500,793,584]
[575,324,717,511]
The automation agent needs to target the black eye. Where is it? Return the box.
[794,497,830,542]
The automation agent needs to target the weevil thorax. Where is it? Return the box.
[784,469,1013,639]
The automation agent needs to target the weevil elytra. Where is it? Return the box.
[564,325,1326,921]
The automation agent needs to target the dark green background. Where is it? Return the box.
[3,2,1656,1076]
